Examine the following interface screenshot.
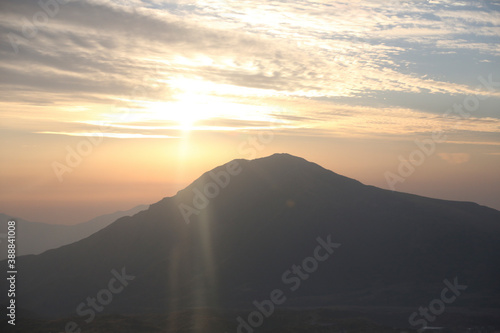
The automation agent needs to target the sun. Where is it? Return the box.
[144,76,281,132]
[146,95,211,132]
[173,96,209,131]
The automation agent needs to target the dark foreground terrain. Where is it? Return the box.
[2,307,500,333]
[2,154,499,332]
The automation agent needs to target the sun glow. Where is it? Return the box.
[146,94,213,132]
[146,96,279,132]
[104,77,288,133]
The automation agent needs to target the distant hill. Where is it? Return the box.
[0,205,148,260]
[2,154,499,330]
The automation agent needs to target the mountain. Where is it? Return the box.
[0,205,147,260]
[2,154,499,330]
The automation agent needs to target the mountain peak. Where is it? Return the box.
[5,154,500,323]
[248,152,311,165]
[174,153,360,198]
[262,152,305,160]
[168,153,364,227]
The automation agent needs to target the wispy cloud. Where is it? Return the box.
[37,131,179,139]
[1,0,499,140]
[438,152,471,164]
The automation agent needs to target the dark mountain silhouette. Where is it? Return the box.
[0,205,147,260]
[2,154,500,326]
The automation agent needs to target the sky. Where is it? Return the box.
[1,0,499,224]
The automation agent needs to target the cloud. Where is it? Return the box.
[0,0,499,140]
[438,153,471,164]
[37,131,179,139]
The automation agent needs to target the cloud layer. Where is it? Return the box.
[1,0,499,142]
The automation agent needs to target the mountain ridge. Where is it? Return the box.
[0,204,148,260]
[2,153,499,325]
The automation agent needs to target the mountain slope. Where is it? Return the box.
[0,205,147,260]
[2,154,500,321]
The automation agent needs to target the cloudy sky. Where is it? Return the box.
[1,0,499,224]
